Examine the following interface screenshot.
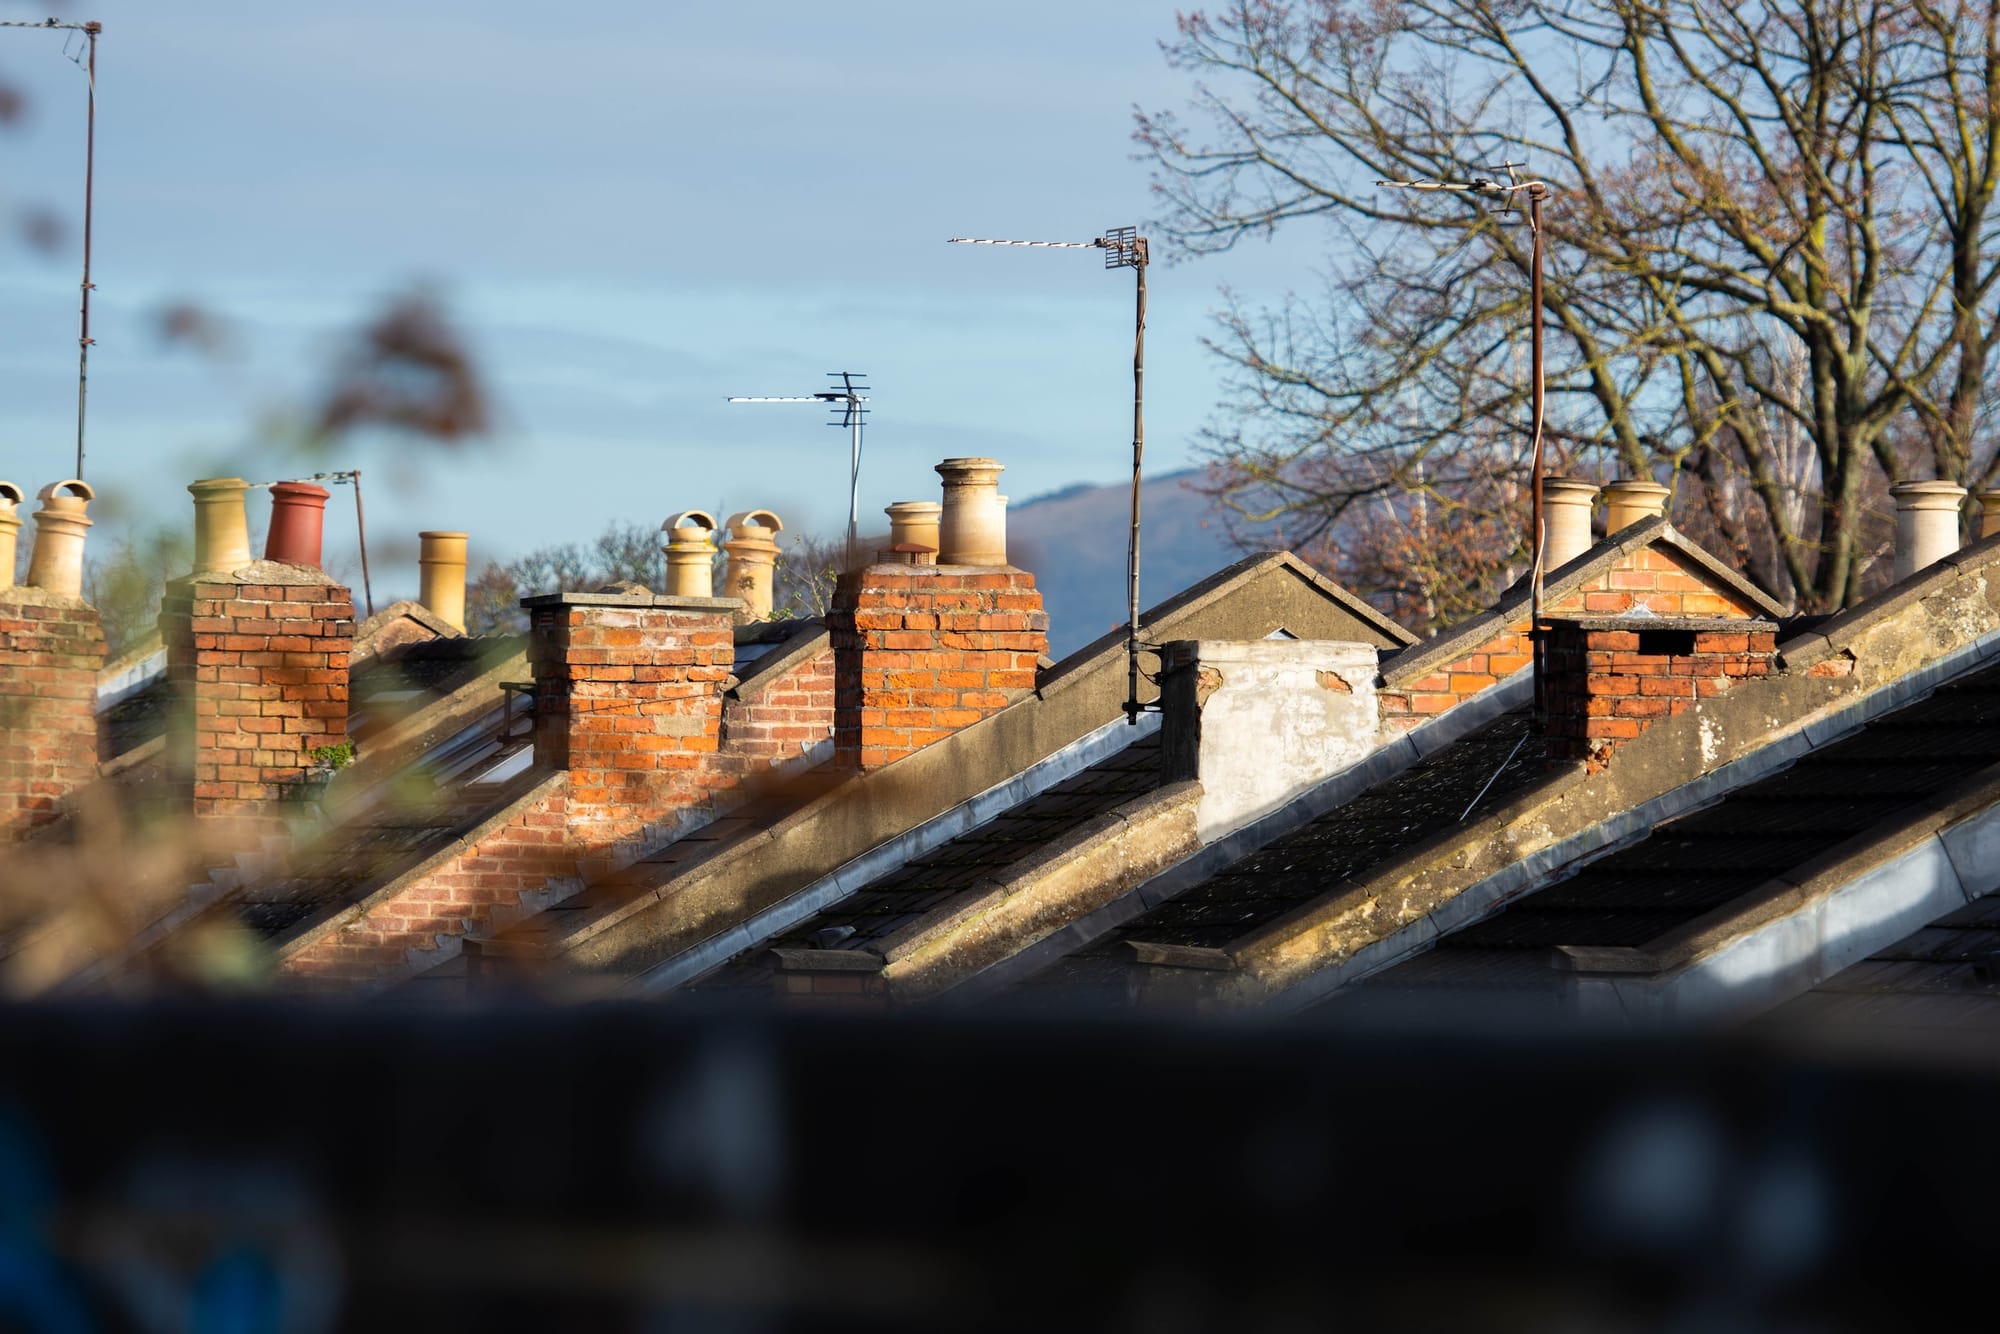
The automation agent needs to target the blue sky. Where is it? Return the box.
[0,1,1318,596]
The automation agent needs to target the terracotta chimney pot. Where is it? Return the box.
[884,500,942,557]
[25,479,95,597]
[662,510,719,599]
[1890,480,1967,580]
[188,477,255,574]
[1978,489,2000,540]
[722,509,783,621]
[418,530,470,631]
[264,480,331,568]
[0,482,22,592]
[935,457,1008,566]
[1602,479,1672,533]
[1541,477,1600,570]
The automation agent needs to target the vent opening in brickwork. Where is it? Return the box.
[1637,629,1697,657]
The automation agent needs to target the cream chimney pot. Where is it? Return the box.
[662,510,719,599]
[722,509,784,621]
[188,477,255,575]
[1890,480,1967,580]
[1602,479,1672,533]
[25,479,94,597]
[418,530,470,631]
[1540,477,1600,570]
[935,457,1007,566]
[0,482,23,592]
[1978,489,2000,540]
[884,500,942,557]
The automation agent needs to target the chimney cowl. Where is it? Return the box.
[1890,480,1967,580]
[1602,479,1671,534]
[189,477,255,575]
[264,480,331,569]
[25,479,95,597]
[1541,477,1600,571]
[935,457,1008,566]
[418,530,470,632]
[722,509,784,621]
[0,481,22,593]
[662,509,719,599]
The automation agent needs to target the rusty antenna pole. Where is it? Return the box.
[728,373,870,567]
[1377,165,1552,716]
[304,470,375,617]
[948,228,1152,724]
[1,18,103,479]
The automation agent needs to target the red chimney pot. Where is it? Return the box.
[265,481,330,568]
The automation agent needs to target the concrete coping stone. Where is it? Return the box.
[1553,616,1781,634]
[1124,940,1235,971]
[769,946,883,973]
[0,584,98,610]
[173,559,343,588]
[519,590,741,611]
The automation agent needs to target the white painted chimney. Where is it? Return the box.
[1890,480,1967,580]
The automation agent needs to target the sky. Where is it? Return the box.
[0,1,1322,599]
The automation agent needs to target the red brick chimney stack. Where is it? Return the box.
[1542,616,1778,771]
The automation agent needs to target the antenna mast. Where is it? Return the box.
[728,372,870,566]
[948,227,1151,724]
[2,18,103,480]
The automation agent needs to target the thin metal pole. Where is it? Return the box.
[74,21,100,480]
[848,400,862,567]
[1528,188,1548,721]
[1126,241,1149,723]
[351,469,376,618]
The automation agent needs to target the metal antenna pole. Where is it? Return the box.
[305,470,375,617]
[949,228,1153,723]
[1377,167,1555,716]
[728,373,870,566]
[75,21,99,481]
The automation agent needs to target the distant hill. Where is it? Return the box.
[1007,467,1249,657]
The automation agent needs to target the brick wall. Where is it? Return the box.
[282,786,575,986]
[0,591,106,837]
[1378,544,1761,729]
[159,572,354,822]
[829,565,1048,770]
[719,643,834,772]
[526,590,739,868]
[1543,618,1778,770]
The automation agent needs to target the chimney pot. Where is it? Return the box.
[1602,479,1671,533]
[1541,477,1600,570]
[188,477,255,574]
[1890,480,1967,580]
[1977,489,2000,540]
[722,509,784,621]
[418,530,470,631]
[662,510,719,599]
[0,482,23,592]
[884,500,943,557]
[934,457,1008,566]
[25,479,95,597]
[264,480,331,568]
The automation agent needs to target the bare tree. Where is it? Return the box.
[1143,0,2000,617]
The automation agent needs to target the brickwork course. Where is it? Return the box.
[1378,537,1774,729]
[1543,619,1779,769]
[0,591,106,836]
[719,644,834,772]
[829,564,1049,770]
[159,571,354,821]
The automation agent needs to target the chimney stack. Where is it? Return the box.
[935,458,1008,566]
[189,477,254,574]
[263,480,330,569]
[1541,478,1600,570]
[1602,479,1671,534]
[721,510,783,621]
[1891,481,1967,580]
[1543,615,1777,772]
[662,510,718,599]
[0,482,22,591]
[25,480,95,597]
[884,501,942,558]
[418,531,469,632]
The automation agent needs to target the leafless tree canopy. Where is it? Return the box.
[1143,0,2000,618]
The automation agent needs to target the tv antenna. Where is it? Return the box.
[949,227,1150,723]
[1378,162,1553,716]
[1,17,102,480]
[728,371,869,565]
